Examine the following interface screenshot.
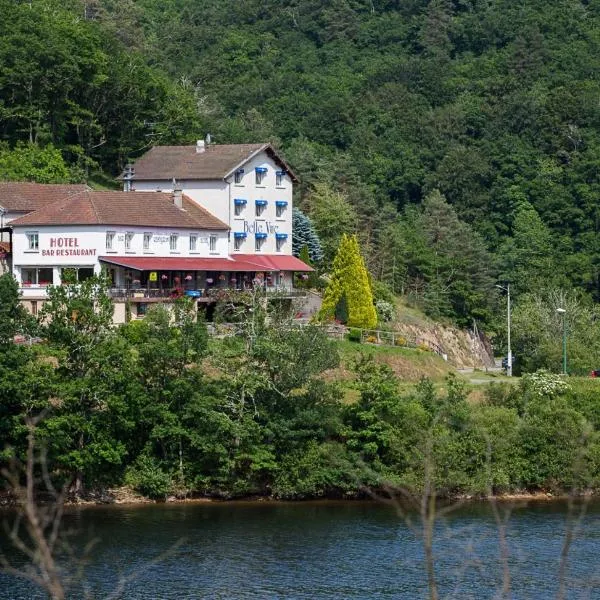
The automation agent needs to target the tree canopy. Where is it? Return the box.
[4,0,600,327]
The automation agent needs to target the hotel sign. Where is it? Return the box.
[243,220,279,234]
[41,237,97,257]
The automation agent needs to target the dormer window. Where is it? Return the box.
[276,170,286,187]
[255,199,267,217]
[234,169,244,184]
[255,167,267,185]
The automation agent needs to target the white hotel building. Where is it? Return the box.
[1,143,311,322]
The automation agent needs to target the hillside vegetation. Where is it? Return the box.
[3,0,600,363]
[2,274,599,501]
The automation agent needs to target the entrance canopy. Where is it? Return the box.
[233,254,313,272]
[99,254,313,272]
[100,256,259,272]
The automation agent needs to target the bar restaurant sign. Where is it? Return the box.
[41,237,97,257]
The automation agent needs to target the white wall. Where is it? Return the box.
[12,224,229,291]
[133,180,230,225]
[131,150,293,255]
[227,151,293,256]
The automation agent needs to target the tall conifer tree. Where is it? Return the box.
[320,234,377,328]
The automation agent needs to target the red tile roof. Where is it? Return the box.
[232,254,313,272]
[0,241,10,254]
[0,182,89,212]
[125,143,298,183]
[10,191,228,230]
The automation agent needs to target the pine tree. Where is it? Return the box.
[320,234,377,328]
[292,208,324,263]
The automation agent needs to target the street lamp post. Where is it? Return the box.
[556,307,567,375]
[496,284,512,377]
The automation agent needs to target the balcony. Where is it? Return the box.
[108,286,307,301]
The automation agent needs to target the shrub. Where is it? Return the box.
[376,300,395,322]
[347,328,361,342]
[394,335,407,347]
[522,369,571,398]
[366,335,377,344]
[125,455,172,500]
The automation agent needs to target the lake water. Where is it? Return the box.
[1,499,600,599]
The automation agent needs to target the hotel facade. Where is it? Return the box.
[1,143,311,322]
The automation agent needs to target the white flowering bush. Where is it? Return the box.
[523,369,571,397]
[375,300,395,322]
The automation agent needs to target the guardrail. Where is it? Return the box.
[205,320,446,359]
[109,287,308,300]
[359,328,446,357]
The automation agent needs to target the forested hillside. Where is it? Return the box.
[3,0,600,335]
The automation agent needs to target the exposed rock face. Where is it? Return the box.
[393,321,495,368]
[294,292,494,368]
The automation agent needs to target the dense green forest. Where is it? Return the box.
[3,0,600,336]
[1,273,600,500]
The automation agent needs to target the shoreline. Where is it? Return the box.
[2,487,589,509]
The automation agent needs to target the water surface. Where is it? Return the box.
[1,500,600,599]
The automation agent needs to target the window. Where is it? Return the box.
[209,235,217,253]
[255,200,267,217]
[21,267,52,286]
[234,198,247,216]
[255,167,267,185]
[143,232,152,251]
[26,232,39,251]
[106,231,115,251]
[276,171,285,187]
[255,234,266,252]
[61,267,93,283]
[276,201,287,217]
[170,234,178,251]
[30,301,38,316]
[234,169,244,184]
[234,233,246,251]
[125,232,134,251]
[189,234,198,252]
[276,237,285,252]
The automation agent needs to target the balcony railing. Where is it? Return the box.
[108,286,307,300]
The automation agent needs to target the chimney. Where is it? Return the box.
[196,139,205,153]
[123,163,134,192]
[173,186,183,209]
